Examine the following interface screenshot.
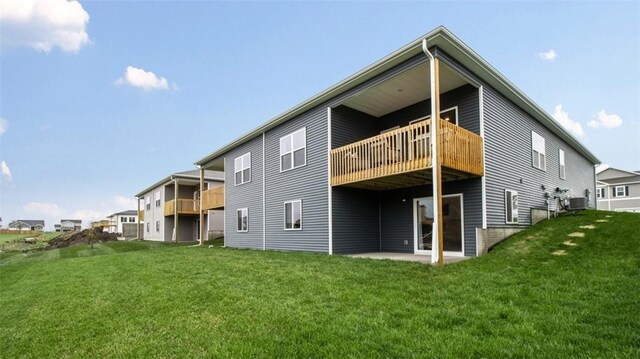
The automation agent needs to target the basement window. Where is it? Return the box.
[237,208,248,232]
[284,200,302,230]
[505,189,519,224]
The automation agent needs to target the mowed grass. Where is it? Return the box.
[1,211,638,358]
[0,231,63,251]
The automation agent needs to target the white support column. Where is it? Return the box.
[174,179,179,242]
[199,167,205,245]
[327,106,333,255]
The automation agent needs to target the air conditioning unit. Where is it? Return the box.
[568,197,588,210]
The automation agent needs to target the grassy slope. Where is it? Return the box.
[1,210,638,358]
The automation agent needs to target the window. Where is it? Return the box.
[146,222,150,232]
[411,106,458,125]
[614,186,629,197]
[234,153,251,185]
[145,196,151,211]
[280,128,306,172]
[237,208,248,232]
[596,188,604,199]
[284,200,302,230]
[155,221,160,232]
[120,217,126,223]
[531,131,546,171]
[129,217,135,223]
[155,191,161,207]
[505,190,519,224]
[558,149,565,179]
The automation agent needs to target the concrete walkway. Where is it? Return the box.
[347,252,470,265]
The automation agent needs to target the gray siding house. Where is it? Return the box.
[135,170,225,242]
[195,27,599,260]
[596,167,640,213]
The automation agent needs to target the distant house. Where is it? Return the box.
[194,26,599,260]
[105,210,140,238]
[57,219,82,232]
[596,167,640,213]
[9,220,45,231]
[135,170,225,242]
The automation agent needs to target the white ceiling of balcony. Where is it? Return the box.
[341,61,470,117]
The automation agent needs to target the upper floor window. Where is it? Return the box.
[559,149,565,179]
[614,186,629,197]
[284,200,302,230]
[531,131,546,171]
[155,191,161,207]
[280,128,306,172]
[596,187,604,199]
[505,189,519,224]
[237,208,248,232]
[145,197,151,211]
[234,153,251,185]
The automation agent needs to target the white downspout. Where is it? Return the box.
[422,39,440,264]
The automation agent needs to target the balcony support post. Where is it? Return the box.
[424,39,444,265]
[136,197,140,239]
[199,166,205,245]
[173,179,179,242]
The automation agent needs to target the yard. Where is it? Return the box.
[1,210,638,357]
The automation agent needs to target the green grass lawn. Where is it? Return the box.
[0,231,63,251]
[1,210,638,357]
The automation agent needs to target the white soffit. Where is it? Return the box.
[342,62,469,117]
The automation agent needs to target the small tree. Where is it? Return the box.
[87,228,96,249]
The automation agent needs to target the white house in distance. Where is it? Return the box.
[106,210,140,238]
[596,166,640,213]
[9,220,45,231]
[135,170,225,242]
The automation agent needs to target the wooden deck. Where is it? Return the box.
[138,210,144,221]
[202,185,224,210]
[164,199,199,216]
[330,119,483,189]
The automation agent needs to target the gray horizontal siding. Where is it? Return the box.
[264,107,329,252]
[332,187,380,254]
[224,136,264,249]
[483,86,596,226]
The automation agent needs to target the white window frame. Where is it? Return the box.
[615,186,627,197]
[145,196,151,211]
[146,222,150,233]
[410,106,458,125]
[531,131,546,171]
[284,200,303,231]
[280,127,307,172]
[120,217,126,223]
[234,153,251,186]
[558,149,565,179]
[237,208,248,232]
[155,221,160,232]
[505,189,519,224]
[155,191,161,207]
[596,187,604,199]
[129,217,135,223]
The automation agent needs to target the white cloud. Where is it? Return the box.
[587,110,623,129]
[115,66,172,91]
[538,49,557,60]
[24,202,63,217]
[1,160,11,180]
[552,104,584,138]
[113,195,137,209]
[0,0,90,53]
[0,118,8,135]
[70,209,110,224]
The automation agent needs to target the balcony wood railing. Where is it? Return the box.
[138,210,144,221]
[164,199,199,216]
[330,119,483,187]
[202,185,224,210]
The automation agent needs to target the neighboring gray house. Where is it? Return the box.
[135,170,225,242]
[56,219,82,232]
[596,167,640,213]
[9,220,45,231]
[195,26,599,260]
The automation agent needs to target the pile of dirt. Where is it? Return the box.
[48,228,118,249]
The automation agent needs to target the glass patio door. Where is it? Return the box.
[414,194,464,255]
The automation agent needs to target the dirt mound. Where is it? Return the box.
[48,228,118,249]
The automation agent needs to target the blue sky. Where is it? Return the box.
[1,1,638,229]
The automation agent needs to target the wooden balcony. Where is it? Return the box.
[138,210,144,221]
[330,119,484,190]
[202,185,224,210]
[164,199,199,216]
